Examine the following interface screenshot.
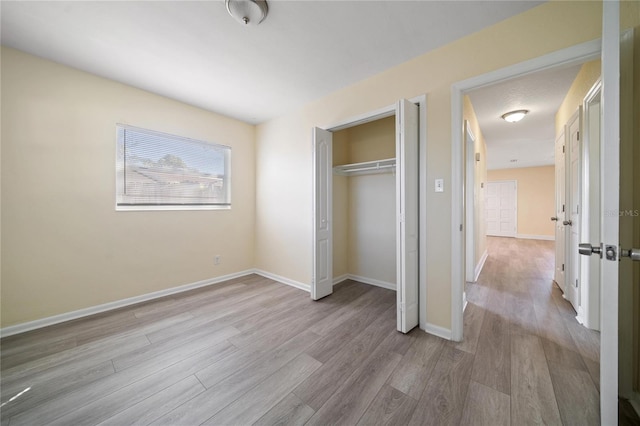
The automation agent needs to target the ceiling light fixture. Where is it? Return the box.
[226,0,268,26]
[501,109,529,123]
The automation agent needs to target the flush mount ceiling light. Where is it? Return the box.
[226,0,268,26]
[501,109,529,123]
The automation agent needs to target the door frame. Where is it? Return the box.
[450,38,601,342]
[315,94,428,330]
[565,108,582,314]
[464,121,476,283]
[580,78,602,330]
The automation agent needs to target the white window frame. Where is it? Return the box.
[116,124,231,211]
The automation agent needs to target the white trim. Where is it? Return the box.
[0,269,256,338]
[345,274,396,291]
[515,234,555,241]
[474,249,489,282]
[464,121,476,283]
[424,322,452,340]
[417,95,428,331]
[451,38,602,343]
[254,269,310,293]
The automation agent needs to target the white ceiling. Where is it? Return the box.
[1,0,542,124]
[467,63,583,170]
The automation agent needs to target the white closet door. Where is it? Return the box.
[312,127,333,300]
[396,99,419,333]
[486,181,516,237]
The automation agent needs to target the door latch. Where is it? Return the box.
[605,245,617,261]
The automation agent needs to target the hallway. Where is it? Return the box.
[461,236,600,425]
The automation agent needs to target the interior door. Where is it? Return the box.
[599,2,620,422]
[312,127,333,300]
[486,181,516,237]
[566,109,581,312]
[554,128,566,292]
[396,99,419,333]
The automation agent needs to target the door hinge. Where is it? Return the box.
[460,224,463,231]
[562,204,565,213]
[562,263,565,272]
[575,279,578,288]
[577,131,580,141]
[562,145,565,154]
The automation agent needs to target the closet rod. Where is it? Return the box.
[343,164,395,173]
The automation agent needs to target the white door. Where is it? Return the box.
[554,129,566,292]
[312,127,333,300]
[396,99,419,333]
[486,181,516,237]
[595,2,620,423]
[566,109,581,312]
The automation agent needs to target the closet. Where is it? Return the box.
[312,98,419,333]
[332,116,397,290]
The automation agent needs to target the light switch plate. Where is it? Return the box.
[435,178,444,192]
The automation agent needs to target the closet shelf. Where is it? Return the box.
[333,158,396,176]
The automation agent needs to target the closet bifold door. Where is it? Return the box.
[396,99,419,333]
[312,127,333,300]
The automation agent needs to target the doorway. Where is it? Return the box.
[312,96,426,334]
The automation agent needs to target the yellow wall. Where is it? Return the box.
[1,47,256,327]
[556,59,602,135]
[255,2,624,330]
[463,96,488,266]
[488,166,556,238]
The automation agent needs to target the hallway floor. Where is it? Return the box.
[462,236,600,425]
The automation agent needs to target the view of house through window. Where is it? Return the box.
[116,125,231,210]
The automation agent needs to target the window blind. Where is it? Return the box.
[116,125,231,209]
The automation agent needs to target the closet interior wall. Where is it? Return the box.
[332,116,397,289]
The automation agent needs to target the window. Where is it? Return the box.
[116,125,231,210]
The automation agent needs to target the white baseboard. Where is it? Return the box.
[424,322,452,340]
[516,234,555,241]
[0,269,256,338]
[343,274,396,291]
[253,269,310,293]
[474,250,488,282]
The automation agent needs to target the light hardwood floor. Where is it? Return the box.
[1,237,600,425]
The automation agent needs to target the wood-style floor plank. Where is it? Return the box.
[387,331,445,399]
[357,384,418,426]
[459,380,510,426]
[510,333,562,425]
[95,374,206,426]
[202,354,321,425]
[292,306,396,411]
[152,331,320,425]
[252,393,315,426]
[470,310,510,395]
[408,345,475,426]
[548,362,600,426]
[305,335,402,426]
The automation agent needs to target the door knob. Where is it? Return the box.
[563,220,572,226]
[579,243,602,257]
[551,216,559,221]
[621,248,640,262]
